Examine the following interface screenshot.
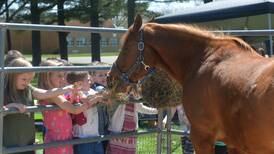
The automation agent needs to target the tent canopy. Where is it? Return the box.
[155,0,274,25]
[155,0,274,55]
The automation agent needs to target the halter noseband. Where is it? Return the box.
[112,28,155,85]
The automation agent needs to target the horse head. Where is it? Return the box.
[107,15,157,93]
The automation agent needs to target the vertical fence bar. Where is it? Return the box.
[166,108,172,154]
[156,108,163,154]
[0,27,6,154]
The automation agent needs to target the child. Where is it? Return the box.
[38,59,105,154]
[3,58,74,154]
[107,89,158,154]
[4,50,25,66]
[90,67,111,152]
[66,71,106,154]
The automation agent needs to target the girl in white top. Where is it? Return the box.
[108,103,158,133]
[67,72,106,154]
[107,90,158,154]
[73,88,99,138]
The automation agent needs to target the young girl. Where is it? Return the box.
[66,71,106,154]
[38,59,105,154]
[107,89,158,154]
[3,58,74,154]
[4,50,25,66]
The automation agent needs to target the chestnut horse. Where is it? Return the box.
[107,15,274,154]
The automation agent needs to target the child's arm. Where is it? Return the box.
[80,93,107,107]
[31,85,74,100]
[136,103,158,114]
[48,95,91,114]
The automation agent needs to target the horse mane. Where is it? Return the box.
[183,24,255,52]
[147,23,256,53]
[221,36,256,52]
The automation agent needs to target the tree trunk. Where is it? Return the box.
[5,0,11,51]
[127,0,135,27]
[31,0,41,66]
[90,0,101,62]
[57,0,68,60]
[6,30,11,51]
[204,0,213,3]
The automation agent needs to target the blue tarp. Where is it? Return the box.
[155,0,274,24]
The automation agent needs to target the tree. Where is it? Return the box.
[69,0,124,62]
[128,0,136,27]
[57,0,68,60]
[0,0,28,52]
[37,0,76,60]
[30,0,41,66]
[5,0,11,50]
[29,0,56,66]
[89,0,100,61]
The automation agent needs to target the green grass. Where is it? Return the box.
[35,132,44,154]
[137,127,183,154]
[35,113,43,121]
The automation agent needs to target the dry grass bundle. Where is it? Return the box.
[141,69,183,108]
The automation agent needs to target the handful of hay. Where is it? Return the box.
[141,69,183,108]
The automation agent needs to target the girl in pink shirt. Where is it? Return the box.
[38,59,104,154]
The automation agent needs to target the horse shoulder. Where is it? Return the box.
[251,59,274,98]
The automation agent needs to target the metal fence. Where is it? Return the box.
[1,22,274,154]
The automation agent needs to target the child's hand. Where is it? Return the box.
[64,84,81,92]
[95,93,112,105]
[63,84,75,91]
[80,97,98,108]
[4,103,26,113]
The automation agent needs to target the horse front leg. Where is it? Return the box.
[190,129,215,154]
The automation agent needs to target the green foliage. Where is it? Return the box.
[66,0,125,24]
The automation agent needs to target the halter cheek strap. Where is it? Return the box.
[112,28,155,85]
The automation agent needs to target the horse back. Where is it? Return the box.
[209,54,274,150]
[184,51,274,152]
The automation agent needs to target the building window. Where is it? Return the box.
[100,38,107,47]
[88,39,92,47]
[76,37,87,47]
[110,38,118,47]
[67,37,74,47]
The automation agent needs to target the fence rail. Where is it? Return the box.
[4,129,159,154]
[0,23,127,33]
[0,66,111,73]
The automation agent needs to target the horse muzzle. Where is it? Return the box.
[106,74,130,93]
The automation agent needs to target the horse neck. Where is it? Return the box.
[144,24,210,83]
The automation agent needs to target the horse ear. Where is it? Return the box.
[133,14,142,32]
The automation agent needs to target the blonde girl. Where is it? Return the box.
[38,59,104,154]
[3,58,74,154]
